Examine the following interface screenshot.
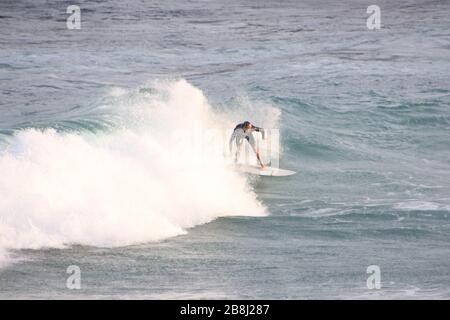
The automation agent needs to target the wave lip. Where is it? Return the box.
[0,79,269,266]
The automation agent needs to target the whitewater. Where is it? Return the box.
[1,0,449,299]
[0,79,274,266]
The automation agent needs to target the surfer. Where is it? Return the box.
[229,121,266,168]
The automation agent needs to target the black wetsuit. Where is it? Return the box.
[229,123,264,157]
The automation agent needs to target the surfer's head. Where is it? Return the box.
[243,121,252,130]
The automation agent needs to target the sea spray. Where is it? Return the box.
[0,79,276,266]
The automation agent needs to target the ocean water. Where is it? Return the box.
[0,0,449,299]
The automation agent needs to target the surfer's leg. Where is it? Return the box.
[235,137,243,162]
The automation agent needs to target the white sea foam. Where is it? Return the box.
[394,201,445,211]
[0,79,274,266]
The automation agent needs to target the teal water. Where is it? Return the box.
[0,0,449,299]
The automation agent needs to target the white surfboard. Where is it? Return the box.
[235,164,296,176]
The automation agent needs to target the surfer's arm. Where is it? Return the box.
[256,152,265,168]
[247,134,265,168]
[252,126,265,139]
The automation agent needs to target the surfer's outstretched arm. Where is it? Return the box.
[256,151,265,168]
[247,134,265,168]
[252,126,265,140]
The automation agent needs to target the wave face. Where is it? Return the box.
[0,79,272,266]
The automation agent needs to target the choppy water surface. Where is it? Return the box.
[0,0,449,299]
